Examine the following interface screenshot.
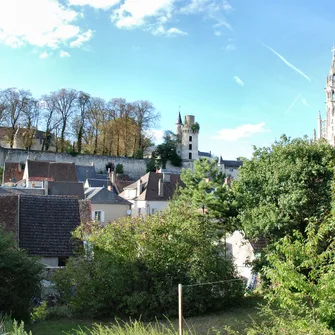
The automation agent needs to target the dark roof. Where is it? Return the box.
[198,151,212,158]
[76,165,97,182]
[0,195,18,235]
[27,160,78,182]
[48,181,85,199]
[176,111,182,124]
[219,158,243,168]
[120,172,182,201]
[19,195,81,257]
[0,187,45,196]
[85,187,131,205]
[85,178,111,188]
[3,162,24,183]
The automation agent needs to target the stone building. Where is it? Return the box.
[318,47,335,144]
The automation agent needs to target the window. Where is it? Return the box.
[189,144,192,150]
[58,256,68,267]
[92,210,104,223]
[189,152,192,159]
[189,135,192,142]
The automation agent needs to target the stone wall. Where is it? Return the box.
[0,147,148,179]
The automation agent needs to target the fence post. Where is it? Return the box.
[178,283,183,335]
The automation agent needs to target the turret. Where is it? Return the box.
[176,111,182,137]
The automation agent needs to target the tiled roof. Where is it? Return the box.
[19,195,81,257]
[3,162,24,183]
[85,187,131,205]
[27,160,78,182]
[47,181,85,199]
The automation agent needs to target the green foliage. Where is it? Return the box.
[0,316,32,335]
[146,158,157,172]
[30,302,48,323]
[153,131,182,169]
[0,166,3,183]
[234,136,335,242]
[0,228,44,320]
[180,159,238,234]
[68,320,181,335]
[115,163,124,174]
[133,149,143,159]
[53,200,243,319]
[190,122,200,133]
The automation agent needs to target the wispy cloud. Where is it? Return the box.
[262,43,311,82]
[60,50,70,57]
[234,76,244,87]
[69,0,121,9]
[224,43,235,51]
[286,92,301,114]
[301,98,310,107]
[152,26,188,37]
[70,29,93,47]
[39,50,52,59]
[213,122,270,141]
[214,31,222,37]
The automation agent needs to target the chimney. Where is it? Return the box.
[107,185,112,192]
[44,179,49,195]
[162,173,170,182]
[91,161,94,166]
[18,163,21,172]
[137,179,142,196]
[158,178,164,197]
[111,171,116,185]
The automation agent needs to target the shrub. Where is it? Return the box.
[0,316,32,335]
[115,163,124,174]
[0,228,43,320]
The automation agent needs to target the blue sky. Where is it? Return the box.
[0,0,334,159]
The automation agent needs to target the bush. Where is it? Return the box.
[0,228,43,320]
[115,163,124,174]
[53,200,244,319]
[0,316,32,335]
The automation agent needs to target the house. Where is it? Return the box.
[119,172,182,217]
[217,157,243,179]
[0,194,89,267]
[0,127,56,151]
[46,181,85,199]
[22,159,78,188]
[85,187,131,225]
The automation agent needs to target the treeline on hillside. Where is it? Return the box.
[0,88,160,156]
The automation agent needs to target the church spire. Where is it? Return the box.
[176,106,182,125]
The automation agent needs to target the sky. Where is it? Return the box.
[0,0,334,159]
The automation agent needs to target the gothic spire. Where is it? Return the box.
[176,111,182,125]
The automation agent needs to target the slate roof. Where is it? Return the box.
[3,162,25,184]
[120,172,182,201]
[26,160,78,182]
[219,158,243,168]
[85,187,131,205]
[198,151,212,158]
[19,195,81,257]
[85,178,111,188]
[76,165,97,182]
[0,187,45,196]
[47,181,85,199]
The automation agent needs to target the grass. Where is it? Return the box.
[27,296,263,335]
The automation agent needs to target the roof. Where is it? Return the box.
[0,195,18,235]
[85,187,131,205]
[3,162,24,184]
[176,111,182,125]
[120,172,182,201]
[219,158,243,168]
[198,151,212,158]
[85,178,111,188]
[0,127,52,140]
[26,160,78,182]
[76,165,97,182]
[0,187,45,196]
[47,181,85,199]
[19,195,81,257]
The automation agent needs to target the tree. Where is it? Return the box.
[53,199,243,319]
[21,99,40,150]
[0,228,43,319]
[234,136,335,243]
[153,131,182,169]
[75,91,90,154]
[0,88,32,148]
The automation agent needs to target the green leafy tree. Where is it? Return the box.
[0,228,43,319]
[234,135,335,242]
[153,131,182,169]
[54,199,243,319]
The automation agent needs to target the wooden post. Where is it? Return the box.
[178,283,183,335]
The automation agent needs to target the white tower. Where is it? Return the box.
[176,113,199,161]
[320,46,335,145]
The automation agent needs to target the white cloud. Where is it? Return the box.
[69,0,121,9]
[213,122,270,141]
[262,43,311,82]
[234,76,244,87]
[224,43,235,51]
[60,50,71,57]
[152,26,188,37]
[214,31,222,37]
[39,50,52,59]
[0,0,93,51]
[69,29,93,47]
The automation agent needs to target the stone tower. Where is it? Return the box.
[318,47,335,145]
[176,112,199,161]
